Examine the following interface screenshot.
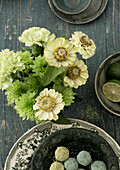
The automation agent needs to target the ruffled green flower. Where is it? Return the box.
[0,49,25,90]
[31,55,48,78]
[62,88,76,106]
[14,92,37,121]
[44,37,77,68]
[5,80,28,106]
[18,27,55,47]
[17,51,33,74]
[25,74,43,92]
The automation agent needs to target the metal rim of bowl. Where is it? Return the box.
[95,52,120,117]
[4,119,120,170]
[52,0,92,15]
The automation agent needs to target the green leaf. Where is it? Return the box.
[32,44,43,56]
[59,71,66,79]
[53,83,66,93]
[52,72,66,84]
[52,112,71,124]
[61,34,68,40]
[20,46,32,53]
[41,65,63,86]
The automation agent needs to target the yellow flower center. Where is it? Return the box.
[66,65,81,79]
[37,95,55,112]
[80,36,92,47]
[54,46,69,61]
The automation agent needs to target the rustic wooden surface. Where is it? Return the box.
[0,0,120,169]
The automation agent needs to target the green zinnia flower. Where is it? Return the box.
[44,37,77,68]
[64,59,89,88]
[70,31,96,59]
[18,27,55,47]
[0,49,25,90]
[33,88,65,121]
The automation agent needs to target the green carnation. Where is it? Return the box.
[18,27,55,47]
[5,80,28,106]
[62,88,76,106]
[14,92,42,123]
[0,49,25,90]
[31,55,48,78]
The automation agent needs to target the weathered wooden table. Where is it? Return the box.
[0,0,120,169]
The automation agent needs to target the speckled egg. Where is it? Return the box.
[91,160,106,170]
[64,157,78,170]
[77,150,92,166]
[55,146,69,162]
[49,161,64,170]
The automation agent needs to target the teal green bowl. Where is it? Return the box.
[95,53,120,116]
[52,0,91,15]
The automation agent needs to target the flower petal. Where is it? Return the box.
[53,107,60,114]
[81,72,89,79]
[35,110,43,117]
[48,111,53,120]
[48,89,56,97]
[52,112,59,120]
[55,103,64,110]
[33,103,39,110]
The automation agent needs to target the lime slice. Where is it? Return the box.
[102,82,120,102]
[106,61,120,80]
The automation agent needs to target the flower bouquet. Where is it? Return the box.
[0,27,96,124]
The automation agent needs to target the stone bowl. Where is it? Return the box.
[95,52,120,117]
[30,128,119,170]
[52,0,91,15]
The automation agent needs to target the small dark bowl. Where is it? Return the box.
[95,52,120,116]
[30,128,119,170]
[52,0,91,15]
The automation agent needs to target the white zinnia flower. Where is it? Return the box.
[0,49,25,90]
[44,37,77,68]
[18,27,55,47]
[70,31,96,59]
[64,59,89,88]
[33,88,65,121]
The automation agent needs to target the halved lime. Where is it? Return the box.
[106,61,120,80]
[102,82,120,102]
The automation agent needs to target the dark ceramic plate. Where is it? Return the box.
[52,0,91,15]
[48,0,108,24]
[95,52,120,116]
[30,128,119,170]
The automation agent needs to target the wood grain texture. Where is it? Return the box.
[0,0,120,169]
